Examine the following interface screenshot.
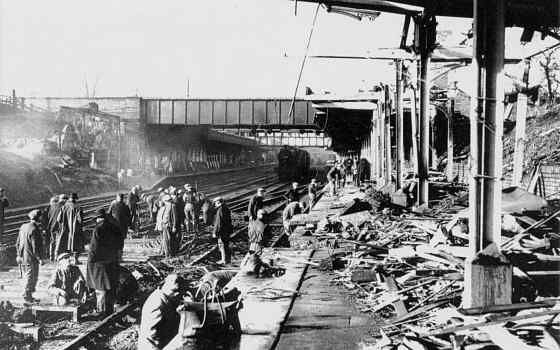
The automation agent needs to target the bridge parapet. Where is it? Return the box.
[142,98,317,129]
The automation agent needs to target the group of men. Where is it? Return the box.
[136,183,308,350]
[16,192,85,304]
[144,184,215,258]
[15,186,141,313]
[326,158,359,196]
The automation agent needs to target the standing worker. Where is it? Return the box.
[247,188,265,221]
[86,209,120,317]
[127,185,141,233]
[0,188,9,237]
[16,209,44,304]
[57,193,84,264]
[138,274,183,350]
[108,193,132,261]
[327,165,340,196]
[158,195,178,257]
[308,179,318,209]
[46,196,61,261]
[212,197,232,265]
[284,182,299,205]
[183,184,197,233]
[198,192,214,226]
[143,192,159,224]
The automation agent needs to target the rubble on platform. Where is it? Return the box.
[289,184,560,349]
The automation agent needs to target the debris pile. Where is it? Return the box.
[293,191,560,349]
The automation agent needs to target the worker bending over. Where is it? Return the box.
[139,274,184,350]
[282,201,302,236]
[248,209,268,255]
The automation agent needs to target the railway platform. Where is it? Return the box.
[210,183,379,350]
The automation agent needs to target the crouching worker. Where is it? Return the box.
[139,274,184,350]
[48,252,87,305]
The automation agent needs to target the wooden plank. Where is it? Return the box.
[60,303,136,350]
[384,276,408,317]
[423,309,560,337]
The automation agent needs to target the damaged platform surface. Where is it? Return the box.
[278,184,379,350]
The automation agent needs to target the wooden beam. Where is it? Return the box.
[385,86,392,186]
[417,21,431,206]
[512,58,531,186]
[447,96,455,181]
[395,60,404,190]
[464,0,511,309]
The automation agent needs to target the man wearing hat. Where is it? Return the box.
[158,194,178,257]
[56,192,84,264]
[86,208,120,316]
[0,187,9,237]
[16,209,44,303]
[48,252,87,306]
[212,197,233,264]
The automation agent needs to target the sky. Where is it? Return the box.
[0,1,556,98]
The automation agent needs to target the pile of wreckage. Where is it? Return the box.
[290,185,560,350]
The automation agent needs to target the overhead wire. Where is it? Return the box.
[288,3,321,121]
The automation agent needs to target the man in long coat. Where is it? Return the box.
[158,195,178,257]
[86,208,120,317]
[108,193,131,261]
[16,209,44,303]
[212,197,233,264]
[56,193,84,263]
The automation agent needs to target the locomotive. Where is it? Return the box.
[277,145,310,182]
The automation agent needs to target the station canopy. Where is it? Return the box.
[308,92,380,153]
[300,0,560,26]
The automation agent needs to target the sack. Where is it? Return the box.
[178,290,243,338]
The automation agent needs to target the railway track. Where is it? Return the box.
[51,181,306,350]
[1,166,276,247]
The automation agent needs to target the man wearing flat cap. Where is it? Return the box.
[86,208,120,316]
[57,192,84,264]
[212,197,233,264]
[48,252,87,306]
[16,209,44,303]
